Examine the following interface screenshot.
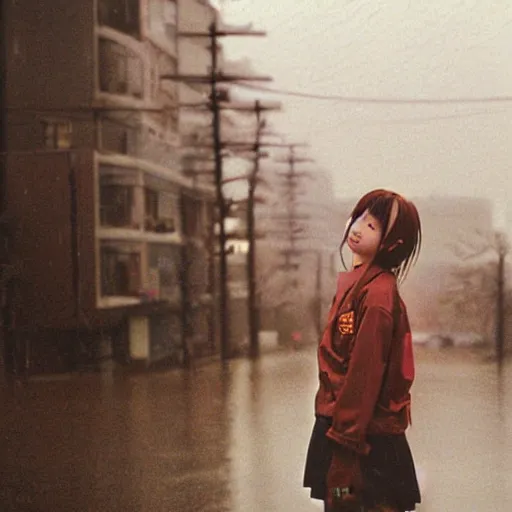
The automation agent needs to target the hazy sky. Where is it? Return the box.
[219,0,512,226]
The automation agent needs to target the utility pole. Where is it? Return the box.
[231,101,285,358]
[0,0,6,208]
[181,102,288,359]
[193,123,315,358]
[496,232,506,369]
[270,145,315,343]
[163,17,271,360]
[274,145,314,276]
[247,102,266,358]
[209,22,229,361]
[0,0,8,377]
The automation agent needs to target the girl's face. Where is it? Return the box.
[347,209,383,265]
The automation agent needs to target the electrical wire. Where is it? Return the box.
[285,107,512,128]
[6,93,512,134]
[233,82,512,104]
[355,108,512,125]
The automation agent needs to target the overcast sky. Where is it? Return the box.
[219,0,512,227]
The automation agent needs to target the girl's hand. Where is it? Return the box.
[327,486,360,511]
[326,443,362,509]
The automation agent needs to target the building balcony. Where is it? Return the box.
[96,152,187,188]
[97,162,182,240]
[95,26,146,105]
[97,238,183,310]
[94,28,178,111]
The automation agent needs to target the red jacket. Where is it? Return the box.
[315,264,415,456]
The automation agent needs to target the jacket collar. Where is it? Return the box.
[328,264,388,323]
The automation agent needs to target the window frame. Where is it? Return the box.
[100,243,142,298]
[42,119,72,149]
[99,182,136,228]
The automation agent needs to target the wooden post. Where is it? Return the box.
[496,238,505,368]
[247,101,262,358]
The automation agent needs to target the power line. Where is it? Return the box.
[290,108,512,129]
[360,108,512,124]
[233,82,512,104]
[22,104,507,127]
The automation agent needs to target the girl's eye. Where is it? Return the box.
[368,223,375,230]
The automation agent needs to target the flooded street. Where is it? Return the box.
[2,2,511,512]
[1,346,511,512]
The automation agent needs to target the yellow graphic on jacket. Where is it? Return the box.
[338,310,355,335]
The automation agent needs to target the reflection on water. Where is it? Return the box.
[408,349,512,511]
[0,367,234,512]
[0,347,511,511]
[227,351,322,512]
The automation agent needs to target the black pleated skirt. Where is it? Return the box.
[303,416,421,510]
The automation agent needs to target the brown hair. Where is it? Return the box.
[339,189,422,285]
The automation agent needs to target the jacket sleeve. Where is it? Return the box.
[325,305,393,455]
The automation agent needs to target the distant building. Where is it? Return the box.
[3,0,216,373]
[412,196,493,264]
[397,195,494,333]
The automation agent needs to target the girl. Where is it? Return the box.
[303,189,422,512]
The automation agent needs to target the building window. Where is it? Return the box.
[144,188,177,233]
[98,38,143,98]
[100,183,135,227]
[100,118,136,154]
[101,244,141,297]
[145,188,158,225]
[98,0,140,38]
[42,120,72,149]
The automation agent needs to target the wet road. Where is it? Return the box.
[1,346,511,512]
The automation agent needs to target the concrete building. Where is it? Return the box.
[3,0,216,373]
